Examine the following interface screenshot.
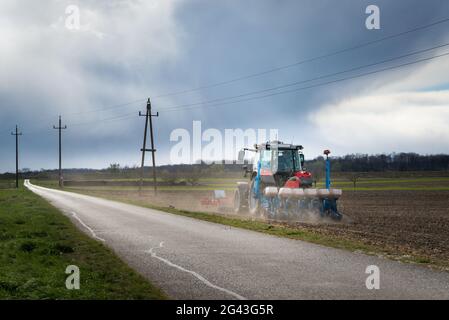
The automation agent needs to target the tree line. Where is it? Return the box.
[306,153,449,172]
[1,153,448,182]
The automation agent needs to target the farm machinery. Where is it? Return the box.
[233,141,342,221]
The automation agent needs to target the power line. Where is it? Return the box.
[69,111,137,127]
[21,48,449,131]
[29,99,145,127]
[152,16,449,99]
[157,41,449,110]
[4,17,449,135]
[35,49,444,123]
[27,15,449,121]
[19,111,137,136]
[66,98,146,116]
[161,51,449,112]
[52,36,449,122]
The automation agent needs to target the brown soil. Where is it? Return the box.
[295,191,449,262]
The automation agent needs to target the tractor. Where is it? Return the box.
[233,141,342,220]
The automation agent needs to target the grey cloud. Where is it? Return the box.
[1,0,449,171]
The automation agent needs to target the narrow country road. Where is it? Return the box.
[25,180,449,299]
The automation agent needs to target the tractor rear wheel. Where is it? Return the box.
[233,189,246,214]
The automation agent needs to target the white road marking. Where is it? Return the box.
[70,211,106,242]
[24,181,105,243]
[146,242,247,300]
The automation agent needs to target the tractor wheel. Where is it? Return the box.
[233,189,246,214]
[248,179,260,216]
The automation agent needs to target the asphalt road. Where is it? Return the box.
[25,180,449,299]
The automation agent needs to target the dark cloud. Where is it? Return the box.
[1,0,449,171]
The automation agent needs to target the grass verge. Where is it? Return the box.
[0,186,166,299]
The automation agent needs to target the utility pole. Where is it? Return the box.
[11,125,22,189]
[53,116,67,188]
[139,98,159,194]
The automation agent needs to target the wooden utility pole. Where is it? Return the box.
[139,98,159,194]
[53,116,67,187]
[11,125,22,189]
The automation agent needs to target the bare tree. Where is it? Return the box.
[108,163,121,173]
[346,172,362,190]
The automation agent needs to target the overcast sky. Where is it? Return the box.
[1,0,449,172]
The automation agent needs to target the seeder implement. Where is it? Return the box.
[234,142,343,221]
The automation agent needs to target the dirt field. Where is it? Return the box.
[55,184,449,265]
[302,190,449,262]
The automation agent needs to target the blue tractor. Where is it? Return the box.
[233,141,342,221]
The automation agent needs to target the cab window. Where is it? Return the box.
[260,150,272,169]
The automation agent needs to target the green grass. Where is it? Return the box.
[0,186,166,299]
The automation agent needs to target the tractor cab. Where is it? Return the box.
[242,141,312,188]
